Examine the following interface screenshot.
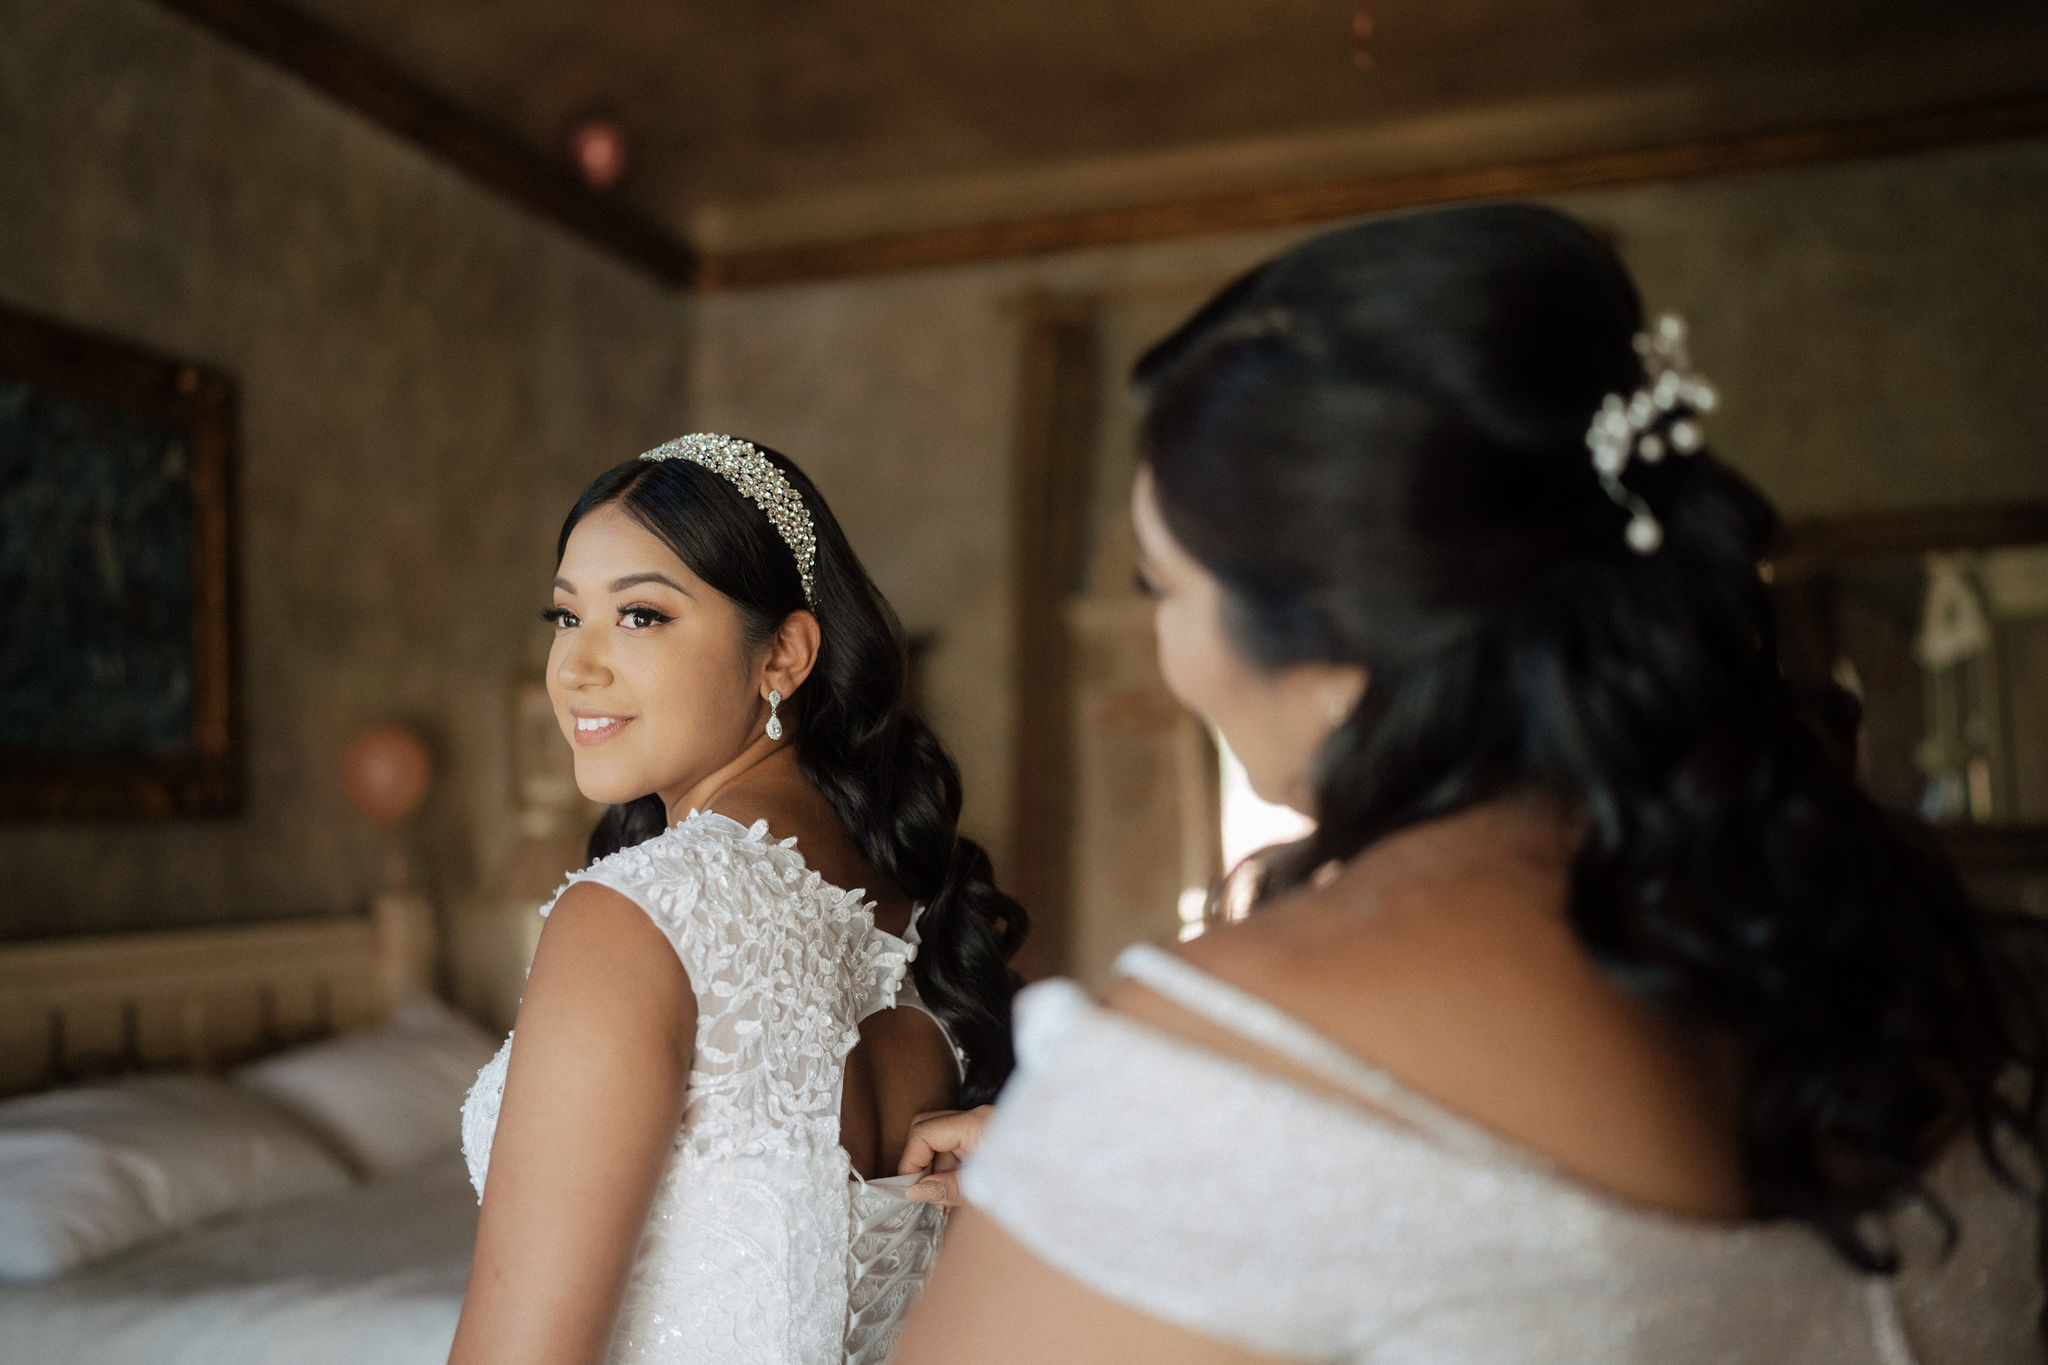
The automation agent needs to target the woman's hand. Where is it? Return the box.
[898,1105,995,1210]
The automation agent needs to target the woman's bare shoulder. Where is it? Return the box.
[1097,880,1474,1118]
[1105,869,1747,1219]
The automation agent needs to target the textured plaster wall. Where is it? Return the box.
[685,230,1315,874]
[688,135,2048,950]
[0,0,694,938]
[1566,139,2048,517]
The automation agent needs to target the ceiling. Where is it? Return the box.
[269,0,2048,261]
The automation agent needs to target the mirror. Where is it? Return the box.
[1773,503,2048,915]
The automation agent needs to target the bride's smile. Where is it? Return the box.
[569,713,632,745]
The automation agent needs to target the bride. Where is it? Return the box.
[451,434,1026,1365]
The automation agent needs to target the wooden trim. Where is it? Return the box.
[1776,501,2048,572]
[705,94,2048,289]
[154,0,698,289]
[1941,824,2048,880]
[1007,296,1099,981]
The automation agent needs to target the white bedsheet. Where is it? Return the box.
[0,1152,476,1364]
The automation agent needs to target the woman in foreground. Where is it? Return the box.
[894,204,2046,1363]
[450,435,1025,1365]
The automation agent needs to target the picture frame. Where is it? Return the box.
[0,301,240,819]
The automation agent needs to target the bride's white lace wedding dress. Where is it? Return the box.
[461,811,952,1365]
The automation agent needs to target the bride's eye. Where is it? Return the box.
[539,606,579,629]
[619,606,674,630]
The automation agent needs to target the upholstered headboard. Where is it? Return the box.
[0,891,434,1097]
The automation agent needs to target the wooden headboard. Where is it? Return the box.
[0,891,434,1097]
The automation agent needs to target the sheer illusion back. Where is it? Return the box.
[462,811,953,1365]
[962,944,2042,1365]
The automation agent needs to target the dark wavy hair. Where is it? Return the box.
[1134,203,2046,1277]
[560,448,1027,1106]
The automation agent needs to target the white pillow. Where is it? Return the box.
[232,991,498,1179]
[0,1073,352,1282]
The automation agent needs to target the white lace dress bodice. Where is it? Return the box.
[461,811,951,1365]
[961,944,2043,1365]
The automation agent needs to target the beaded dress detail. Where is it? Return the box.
[462,812,951,1365]
[961,944,2042,1365]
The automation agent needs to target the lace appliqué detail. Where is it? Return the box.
[460,813,934,1365]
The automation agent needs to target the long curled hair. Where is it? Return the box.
[1135,203,2046,1276]
[562,448,1027,1106]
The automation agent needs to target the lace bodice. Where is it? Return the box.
[962,944,2043,1365]
[461,811,948,1365]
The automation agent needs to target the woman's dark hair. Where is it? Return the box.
[1134,203,2045,1276]
[560,448,1027,1106]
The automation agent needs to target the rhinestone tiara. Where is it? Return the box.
[639,434,817,605]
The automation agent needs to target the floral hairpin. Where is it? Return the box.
[1586,314,1718,555]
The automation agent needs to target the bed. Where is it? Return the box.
[0,893,488,1364]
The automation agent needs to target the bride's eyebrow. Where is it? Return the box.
[608,571,693,597]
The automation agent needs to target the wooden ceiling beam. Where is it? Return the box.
[155,0,698,289]
[703,94,2048,289]
[140,3,2048,291]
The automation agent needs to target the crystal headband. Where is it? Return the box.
[640,434,817,606]
[1585,314,1718,555]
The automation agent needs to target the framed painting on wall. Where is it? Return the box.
[0,301,240,818]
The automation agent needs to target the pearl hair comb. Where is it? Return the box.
[1586,314,1718,555]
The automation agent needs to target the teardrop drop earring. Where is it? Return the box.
[765,689,783,741]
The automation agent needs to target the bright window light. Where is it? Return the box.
[1219,736,1314,872]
